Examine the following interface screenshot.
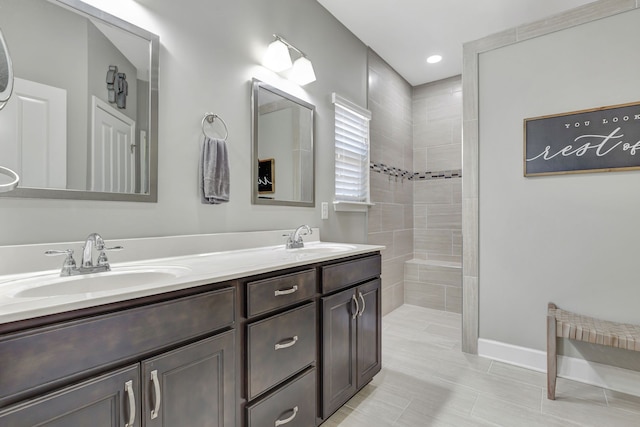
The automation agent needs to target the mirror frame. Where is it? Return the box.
[251,79,315,207]
[0,0,159,202]
[0,27,14,109]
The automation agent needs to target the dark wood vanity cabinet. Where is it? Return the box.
[320,279,381,419]
[0,332,236,427]
[0,285,237,427]
[0,251,382,427]
[320,255,382,420]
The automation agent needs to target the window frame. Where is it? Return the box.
[332,93,373,212]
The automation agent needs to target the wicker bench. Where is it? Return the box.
[547,302,640,399]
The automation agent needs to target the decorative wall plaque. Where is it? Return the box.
[524,101,640,176]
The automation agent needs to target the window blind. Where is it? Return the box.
[333,95,371,204]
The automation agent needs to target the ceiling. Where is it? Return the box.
[317,0,595,86]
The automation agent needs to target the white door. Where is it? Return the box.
[91,96,136,193]
[0,77,67,188]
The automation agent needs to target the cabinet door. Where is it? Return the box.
[0,365,140,427]
[321,287,357,419]
[356,279,382,388]
[142,330,236,427]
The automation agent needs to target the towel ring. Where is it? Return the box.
[201,113,229,141]
[0,166,20,193]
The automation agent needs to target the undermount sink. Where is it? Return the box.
[7,266,192,298]
[284,243,358,255]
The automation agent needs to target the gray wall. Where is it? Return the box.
[367,50,414,315]
[478,7,640,367]
[0,0,368,246]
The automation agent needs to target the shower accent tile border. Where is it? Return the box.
[370,162,461,181]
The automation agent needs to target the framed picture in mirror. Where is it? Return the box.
[258,158,275,194]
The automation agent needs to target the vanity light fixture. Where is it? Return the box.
[291,56,316,86]
[263,37,292,72]
[263,34,316,85]
[427,54,442,64]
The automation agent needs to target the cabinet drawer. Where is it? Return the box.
[246,269,316,317]
[247,303,316,399]
[322,254,381,293]
[247,368,316,427]
[0,286,235,408]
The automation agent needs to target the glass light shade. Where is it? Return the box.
[263,39,292,72]
[291,56,316,86]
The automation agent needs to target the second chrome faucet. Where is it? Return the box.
[284,225,312,249]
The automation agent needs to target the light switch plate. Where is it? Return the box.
[321,202,329,220]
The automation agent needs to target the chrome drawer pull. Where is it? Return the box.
[124,380,136,427]
[274,335,298,350]
[150,370,161,420]
[358,292,366,317]
[274,285,298,296]
[275,406,298,426]
[351,294,359,320]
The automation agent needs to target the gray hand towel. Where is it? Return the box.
[199,136,230,204]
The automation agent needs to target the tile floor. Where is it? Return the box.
[324,304,640,426]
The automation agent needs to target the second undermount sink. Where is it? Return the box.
[283,243,358,255]
[7,266,192,299]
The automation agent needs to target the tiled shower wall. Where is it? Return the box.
[412,76,462,263]
[366,50,414,316]
[407,76,463,313]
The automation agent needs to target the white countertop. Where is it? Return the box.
[0,241,382,325]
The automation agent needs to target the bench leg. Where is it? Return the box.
[547,312,557,400]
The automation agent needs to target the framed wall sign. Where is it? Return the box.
[258,158,275,194]
[524,101,640,176]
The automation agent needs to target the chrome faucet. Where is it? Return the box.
[285,225,312,249]
[81,233,107,269]
[45,233,123,276]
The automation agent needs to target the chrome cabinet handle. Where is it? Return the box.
[274,285,298,296]
[275,336,298,350]
[351,294,359,320]
[150,370,161,420]
[124,380,136,427]
[358,292,366,317]
[275,406,298,426]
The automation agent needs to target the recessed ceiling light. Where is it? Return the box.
[426,55,442,64]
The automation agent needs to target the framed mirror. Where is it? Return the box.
[0,27,13,110]
[252,79,315,207]
[0,0,159,202]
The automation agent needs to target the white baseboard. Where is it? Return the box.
[478,338,640,397]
